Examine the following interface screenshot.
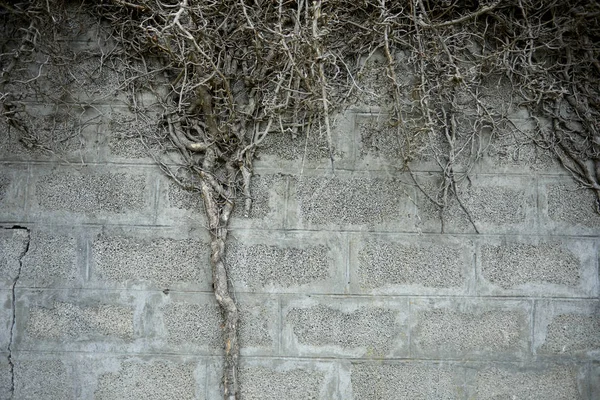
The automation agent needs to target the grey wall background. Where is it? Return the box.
[0,14,599,400]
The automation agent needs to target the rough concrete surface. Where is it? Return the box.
[13,358,74,400]
[351,233,473,295]
[0,229,29,289]
[225,359,341,400]
[0,16,599,400]
[287,171,418,231]
[471,364,586,400]
[282,296,409,358]
[534,300,600,359]
[411,298,531,360]
[90,230,210,290]
[93,359,200,400]
[19,229,80,288]
[350,361,464,400]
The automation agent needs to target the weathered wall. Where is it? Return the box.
[0,16,599,400]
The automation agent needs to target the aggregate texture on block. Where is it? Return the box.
[415,174,535,234]
[227,243,330,289]
[159,294,277,354]
[354,110,488,172]
[161,300,222,349]
[14,289,144,352]
[481,240,579,288]
[411,299,531,360]
[0,291,11,349]
[0,228,29,288]
[472,364,584,400]
[167,180,203,211]
[0,173,11,204]
[535,300,600,359]
[482,116,558,172]
[20,229,79,288]
[256,116,345,163]
[13,358,74,400]
[161,173,287,228]
[226,230,345,293]
[235,295,279,352]
[101,107,162,161]
[544,180,600,230]
[355,112,435,169]
[0,166,27,220]
[235,359,339,400]
[33,168,149,214]
[24,301,134,341]
[592,363,600,400]
[0,104,101,161]
[478,237,597,297]
[353,53,394,108]
[289,172,416,230]
[283,297,408,358]
[91,232,209,290]
[231,173,288,227]
[94,359,200,400]
[156,178,207,230]
[240,366,326,400]
[350,362,464,400]
[352,49,416,110]
[0,356,10,400]
[4,50,125,103]
[357,115,413,161]
[353,234,471,294]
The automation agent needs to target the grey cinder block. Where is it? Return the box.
[410,298,531,360]
[96,106,161,163]
[92,357,203,400]
[539,178,600,235]
[481,116,560,174]
[157,172,287,229]
[19,227,83,288]
[151,292,278,356]
[414,173,537,234]
[591,363,600,400]
[230,172,288,229]
[28,165,155,225]
[0,228,29,289]
[14,289,146,353]
[89,226,211,291]
[281,296,409,358]
[254,111,354,171]
[208,358,342,400]
[0,164,28,221]
[0,104,102,163]
[0,355,10,400]
[226,229,347,294]
[468,363,587,400]
[349,233,474,295]
[534,300,600,360]
[477,236,598,298]
[0,290,12,350]
[155,177,207,227]
[350,361,465,400]
[287,171,418,232]
[13,356,75,400]
[355,113,457,172]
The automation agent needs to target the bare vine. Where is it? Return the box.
[2,0,599,398]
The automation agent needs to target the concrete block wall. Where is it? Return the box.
[1,17,599,400]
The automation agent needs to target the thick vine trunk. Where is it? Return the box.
[210,230,239,400]
[199,147,240,399]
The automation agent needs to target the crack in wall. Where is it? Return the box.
[4,225,30,400]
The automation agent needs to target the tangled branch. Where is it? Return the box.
[2,0,599,398]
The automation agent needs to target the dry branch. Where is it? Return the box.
[2,0,600,398]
